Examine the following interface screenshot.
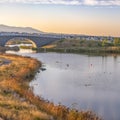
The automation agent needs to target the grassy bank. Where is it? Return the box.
[0,54,51,120]
[0,54,101,120]
[36,47,120,55]
[36,38,120,55]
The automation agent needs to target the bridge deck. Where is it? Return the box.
[0,35,61,48]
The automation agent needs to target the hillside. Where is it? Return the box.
[0,24,43,33]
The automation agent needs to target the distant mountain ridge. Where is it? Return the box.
[0,24,44,33]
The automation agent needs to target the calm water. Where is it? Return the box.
[8,51,120,120]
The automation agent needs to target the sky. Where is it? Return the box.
[0,0,120,37]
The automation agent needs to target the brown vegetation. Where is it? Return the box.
[0,54,51,120]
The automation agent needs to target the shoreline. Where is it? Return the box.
[0,53,101,120]
[35,47,120,55]
[0,54,51,120]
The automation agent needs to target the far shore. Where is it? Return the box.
[34,47,120,56]
[35,38,120,55]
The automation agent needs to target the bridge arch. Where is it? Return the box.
[5,37,37,48]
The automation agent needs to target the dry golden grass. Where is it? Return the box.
[0,54,51,120]
[42,45,56,49]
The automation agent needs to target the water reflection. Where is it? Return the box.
[6,49,36,54]
[13,52,120,120]
[6,43,35,54]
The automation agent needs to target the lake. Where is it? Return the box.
[8,51,120,120]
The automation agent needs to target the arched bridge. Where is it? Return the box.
[0,35,61,48]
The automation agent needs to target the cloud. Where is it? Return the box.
[84,0,120,6]
[0,0,120,6]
